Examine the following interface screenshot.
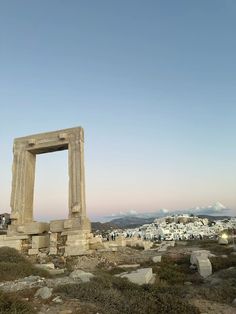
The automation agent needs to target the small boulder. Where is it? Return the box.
[189,265,197,270]
[35,263,55,270]
[35,287,53,299]
[218,237,228,245]
[69,270,94,282]
[116,268,154,285]
[22,275,42,283]
[152,256,162,263]
[52,296,63,303]
[184,281,192,286]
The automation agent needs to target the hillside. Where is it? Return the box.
[91,221,119,233]
[110,216,156,228]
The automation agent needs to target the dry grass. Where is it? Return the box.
[198,283,236,304]
[0,247,50,281]
[186,239,234,255]
[218,266,236,279]
[139,255,203,285]
[0,290,36,314]
[56,272,200,314]
[210,255,236,272]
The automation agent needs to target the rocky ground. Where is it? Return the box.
[0,241,236,313]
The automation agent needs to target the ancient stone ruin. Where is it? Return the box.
[0,127,92,256]
[0,126,153,256]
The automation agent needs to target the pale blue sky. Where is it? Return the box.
[0,1,235,220]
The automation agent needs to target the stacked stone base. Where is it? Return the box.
[49,230,92,256]
[1,220,156,256]
[1,217,92,257]
[49,217,91,256]
[64,231,91,256]
[0,234,29,251]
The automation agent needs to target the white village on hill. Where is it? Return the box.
[121,215,236,241]
[108,202,236,243]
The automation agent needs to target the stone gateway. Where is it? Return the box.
[10,126,89,231]
[0,127,92,256]
[0,127,146,255]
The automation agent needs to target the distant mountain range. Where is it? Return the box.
[107,214,232,229]
[97,202,233,228]
[109,216,156,229]
[91,221,119,233]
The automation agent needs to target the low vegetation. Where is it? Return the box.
[0,247,50,281]
[198,282,236,304]
[140,254,203,285]
[186,239,234,255]
[198,265,236,304]
[56,274,200,314]
[218,266,236,279]
[1,244,236,313]
[210,255,236,271]
[0,291,36,314]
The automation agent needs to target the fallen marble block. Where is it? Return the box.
[196,256,212,278]
[190,250,213,265]
[116,268,154,285]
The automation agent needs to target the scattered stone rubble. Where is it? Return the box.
[0,268,95,294]
[34,263,65,275]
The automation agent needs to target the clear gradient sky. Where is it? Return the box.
[0,1,235,221]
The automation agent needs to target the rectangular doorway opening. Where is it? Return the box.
[34,150,68,222]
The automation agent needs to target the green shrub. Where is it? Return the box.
[0,291,36,314]
[198,283,236,304]
[158,264,186,284]
[186,240,234,255]
[152,254,203,285]
[210,256,236,272]
[218,267,236,279]
[56,274,200,314]
[0,247,50,281]
[0,247,26,263]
